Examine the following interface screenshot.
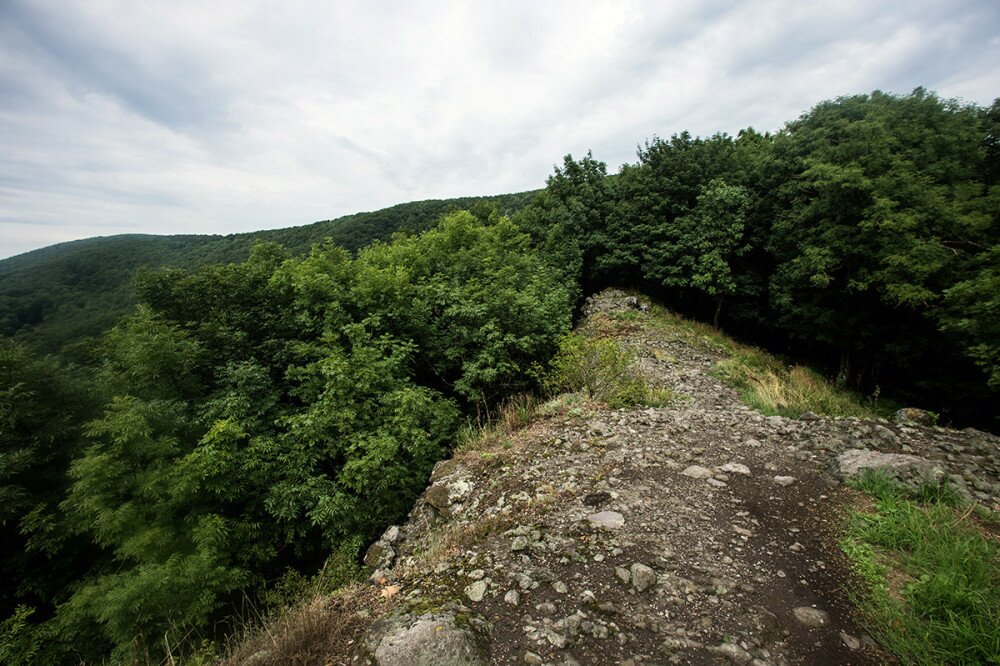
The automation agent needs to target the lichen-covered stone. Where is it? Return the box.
[355,613,489,666]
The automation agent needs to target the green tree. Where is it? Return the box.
[354,211,573,403]
[644,179,752,326]
[768,89,992,386]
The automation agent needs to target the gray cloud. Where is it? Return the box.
[1,0,998,258]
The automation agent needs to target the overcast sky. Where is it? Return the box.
[1,0,998,259]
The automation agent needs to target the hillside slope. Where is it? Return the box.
[226,291,1000,665]
[0,191,535,352]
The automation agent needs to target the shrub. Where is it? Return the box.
[547,333,650,408]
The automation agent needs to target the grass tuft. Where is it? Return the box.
[843,470,1000,664]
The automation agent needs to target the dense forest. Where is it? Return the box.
[1,89,998,664]
[0,192,537,354]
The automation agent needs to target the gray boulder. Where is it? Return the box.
[363,541,395,569]
[837,449,944,484]
[356,612,489,665]
[893,407,936,427]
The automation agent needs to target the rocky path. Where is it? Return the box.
[353,292,1000,666]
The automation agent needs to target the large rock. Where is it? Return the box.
[893,408,936,427]
[356,612,489,666]
[425,478,474,515]
[837,449,944,484]
[363,541,395,569]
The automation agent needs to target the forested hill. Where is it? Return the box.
[0,191,536,352]
[0,88,998,665]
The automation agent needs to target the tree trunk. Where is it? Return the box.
[837,350,852,387]
[713,297,724,329]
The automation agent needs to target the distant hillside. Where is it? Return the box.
[0,191,537,353]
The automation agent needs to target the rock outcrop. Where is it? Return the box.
[334,291,999,665]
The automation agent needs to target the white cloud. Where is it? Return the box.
[1,0,998,258]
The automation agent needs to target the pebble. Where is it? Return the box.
[721,462,752,476]
[588,511,625,529]
[774,475,797,486]
[793,606,830,627]
[631,563,657,592]
[682,465,713,479]
[464,580,488,602]
[711,641,753,663]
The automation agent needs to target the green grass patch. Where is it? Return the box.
[843,470,1000,664]
[713,349,887,419]
[636,302,890,419]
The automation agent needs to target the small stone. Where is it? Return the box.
[616,566,631,584]
[363,541,395,568]
[681,465,713,479]
[524,651,543,665]
[800,411,821,421]
[793,606,830,628]
[588,511,625,530]
[544,628,568,648]
[720,462,752,476]
[465,580,488,602]
[382,525,401,543]
[511,535,530,551]
[840,631,861,649]
[707,478,728,488]
[774,475,797,486]
[589,420,610,435]
[468,569,485,580]
[630,563,657,592]
[711,641,753,663]
[553,580,568,594]
[505,590,520,606]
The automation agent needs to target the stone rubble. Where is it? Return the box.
[354,290,1000,665]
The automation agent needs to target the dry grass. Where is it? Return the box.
[716,358,879,419]
[457,393,539,453]
[219,585,384,666]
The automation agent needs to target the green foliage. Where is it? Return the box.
[0,606,41,666]
[0,342,95,625]
[547,332,651,408]
[941,245,1000,388]
[844,470,1000,664]
[0,193,537,354]
[644,178,752,325]
[5,210,570,662]
[768,90,995,389]
[354,211,573,402]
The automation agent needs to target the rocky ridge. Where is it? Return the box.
[349,291,999,665]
